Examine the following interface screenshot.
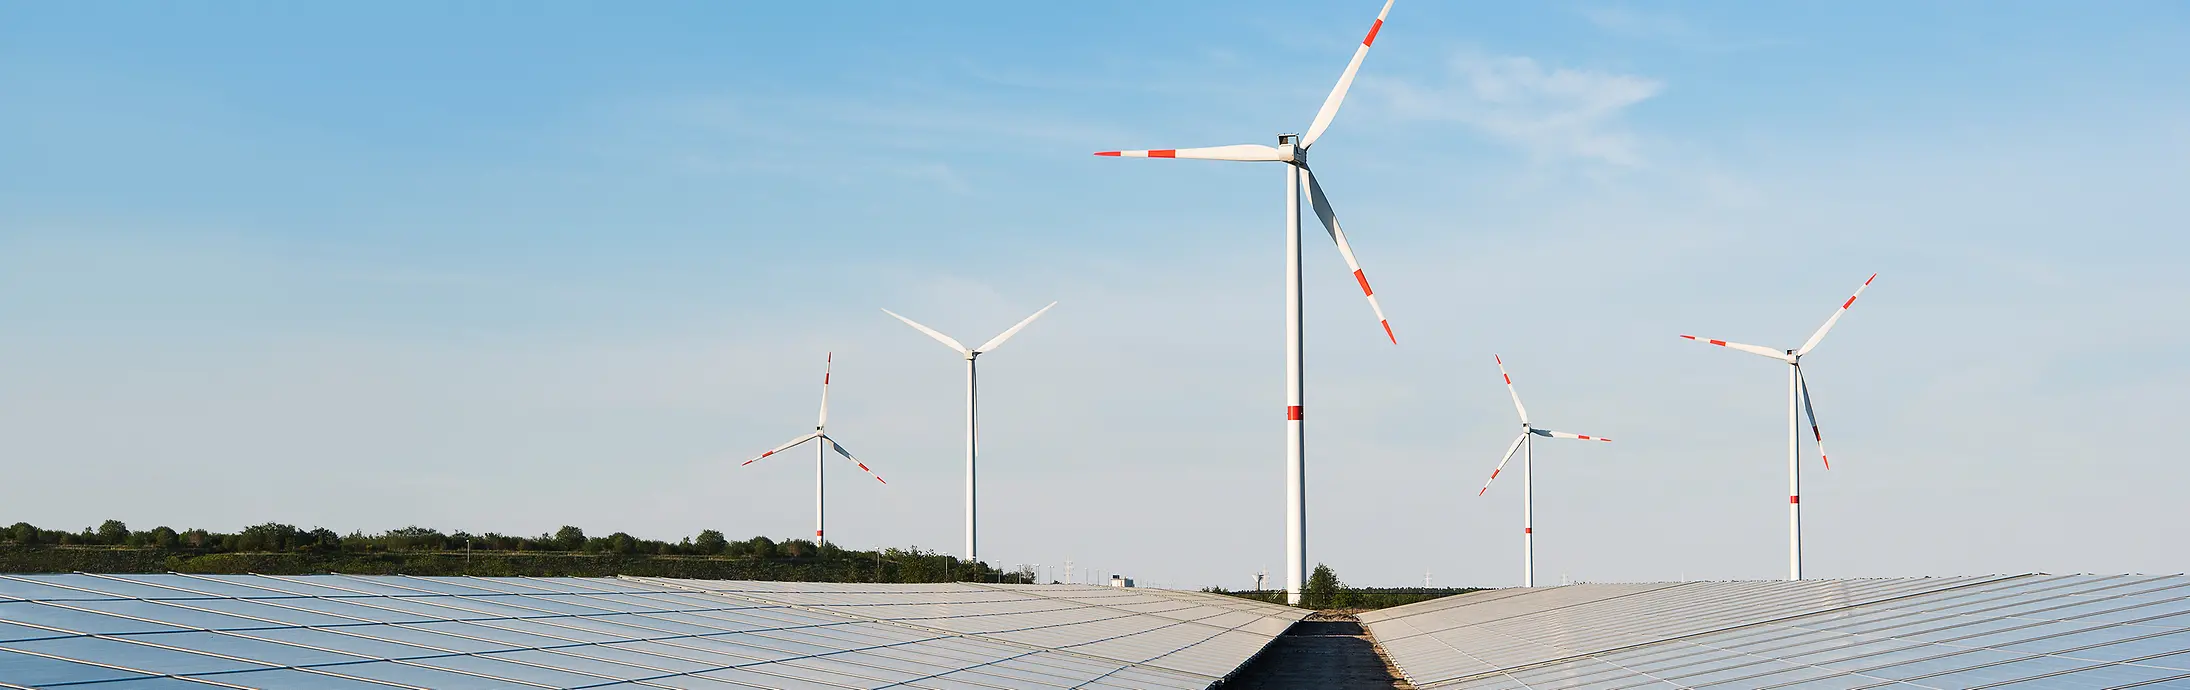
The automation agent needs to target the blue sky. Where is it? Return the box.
[4,1,2188,589]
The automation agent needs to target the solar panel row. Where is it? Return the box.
[0,574,1305,689]
[1361,574,2190,689]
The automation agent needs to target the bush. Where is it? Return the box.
[1303,563,1344,609]
[694,530,728,555]
[97,520,130,545]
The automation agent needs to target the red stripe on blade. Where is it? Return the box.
[1382,320,1396,344]
[1364,19,1383,46]
[1865,273,1877,285]
[1149,150,1177,158]
[1710,340,1728,346]
[1842,296,1857,308]
[1354,270,1373,296]
[1093,151,1121,156]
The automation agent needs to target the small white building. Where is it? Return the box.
[1109,575,1134,588]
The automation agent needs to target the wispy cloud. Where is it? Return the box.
[1578,6,1777,53]
[1377,52,1663,166]
[1579,6,1702,43]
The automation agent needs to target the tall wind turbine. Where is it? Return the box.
[1476,355,1611,588]
[1681,274,1875,580]
[1094,0,1400,606]
[883,302,1057,564]
[739,353,886,546]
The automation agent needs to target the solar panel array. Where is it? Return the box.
[0,574,1304,689]
[1361,574,2190,689]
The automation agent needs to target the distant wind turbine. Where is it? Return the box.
[1095,0,1400,606]
[1476,355,1611,588]
[739,353,885,546]
[883,302,1057,563]
[1680,273,1876,580]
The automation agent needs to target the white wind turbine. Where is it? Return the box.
[1095,0,1399,606]
[883,302,1057,564]
[739,353,886,546]
[1476,355,1611,588]
[1680,274,1875,580]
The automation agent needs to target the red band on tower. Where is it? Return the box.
[1287,406,1303,421]
[1789,495,1800,504]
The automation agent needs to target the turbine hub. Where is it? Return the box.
[1276,133,1302,164]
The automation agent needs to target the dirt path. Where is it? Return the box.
[1223,614,1413,689]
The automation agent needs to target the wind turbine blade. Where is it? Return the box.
[825,436,887,484]
[1797,367,1830,469]
[741,432,820,466]
[882,309,969,354]
[1479,432,1528,496]
[1092,144,1283,161]
[817,352,832,429]
[1302,168,1395,343]
[1532,429,1612,442]
[1493,355,1529,425]
[1679,334,1793,362]
[1797,273,1877,356]
[975,301,1058,354]
[1301,0,1395,148]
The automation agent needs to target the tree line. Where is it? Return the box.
[1205,563,1482,610]
[9,520,852,559]
[1,519,1021,583]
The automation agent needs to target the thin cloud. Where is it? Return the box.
[1377,51,1663,166]
[1578,6,1779,53]
[1579,6,1702,43]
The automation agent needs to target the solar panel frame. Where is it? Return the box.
[1369,575,2190,690]
[0,574,1301,689]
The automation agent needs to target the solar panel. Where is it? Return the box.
[1361,575,2190,689]
[0,574,1305,689]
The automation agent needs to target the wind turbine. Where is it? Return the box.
[1476,355,1611,588]
[739,353,886,546]
[1094,0,1400,606]
[1680,273,1875,580]
[883,302,1057,564]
